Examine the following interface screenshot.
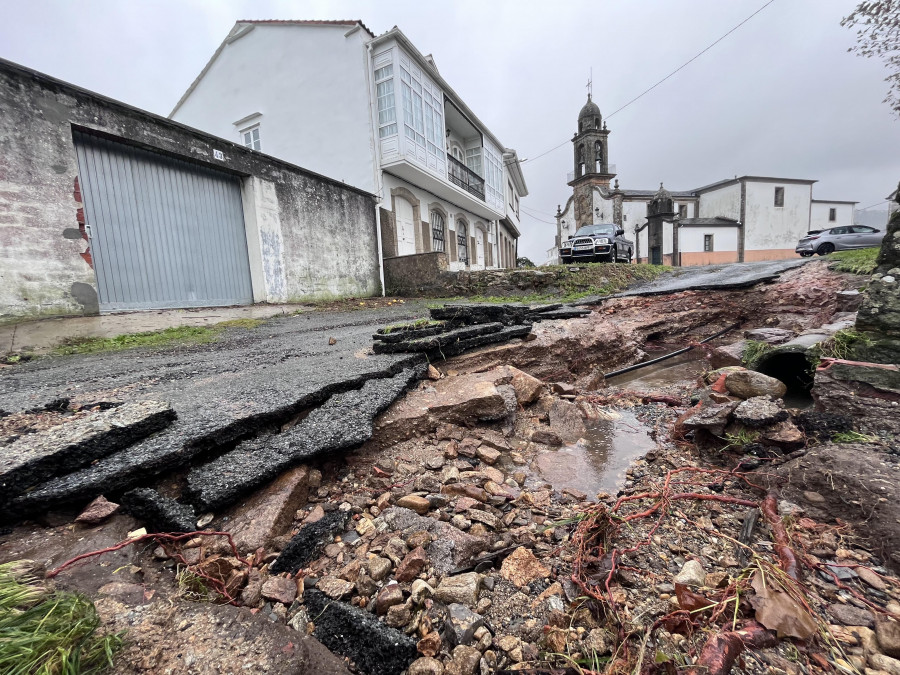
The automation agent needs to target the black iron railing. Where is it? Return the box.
[447,154,485,201]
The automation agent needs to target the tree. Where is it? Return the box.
[841,1,900,117]
[516,256,536,268]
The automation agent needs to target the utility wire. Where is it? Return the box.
[520,0,777,165]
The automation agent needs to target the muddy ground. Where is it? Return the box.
[2,260,900,675]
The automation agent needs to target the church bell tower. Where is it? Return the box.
[568,94,616,228]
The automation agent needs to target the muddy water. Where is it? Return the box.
[532,410,656,496]
[605,351,707,389]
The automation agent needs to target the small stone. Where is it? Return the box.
[704,571,728,588]
[877,619,900,658]
[441,465,460,484]
[396,546,428,582]
[367,556,393,581]
[858,566,888,591]
[427,365,442,380]
[407,530,433,548]
[828,602,875,628]
[466,509,501,530]
[445,603,484,646]
[375,583,405,615]
[316,576,355,600]
[673,560,706,587]
[475,447,501,465]
[356,572,377,598]
[356,517,376,537]
[75,496,120,525]
[425,456,445,470]
[435,573,482,606]
[732,396,789,427]
[441,484,489,502]
[386,603,412,628]
[449,645,482,675]
[451,514,471,530]
[583,628,613,655]
[410,579,434,604]
[261,576,297,604]
[409,656,444,675]
[397,495,432,515]
[500,547,551,588]
[303,504,325,524]
[870,653,900,675]
[530,430,562,446]
[418,631,442,658]
[496,635,521,653]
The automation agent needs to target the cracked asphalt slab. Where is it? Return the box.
[0,305,432,517]
[610,258,812,297]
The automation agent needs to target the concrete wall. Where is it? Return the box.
[679,227,740,266]
[0,58,379,321]
[698,183,741,220]
[744,180,811,258]
[171,23,377,194]
[383,251,448,296]
[811,201,854,231]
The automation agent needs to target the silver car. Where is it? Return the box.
[795,225,885,257]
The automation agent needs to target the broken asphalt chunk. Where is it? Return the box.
[269,510,349,575]
[121,487,196,533]
[304,588,418,675]
[0,400,175,500]
[186,364,425,513]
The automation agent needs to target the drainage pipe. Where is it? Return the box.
[603,323,741,380]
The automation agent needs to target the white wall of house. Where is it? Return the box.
[810,201,855,230]
[698,183,741,220]
[679,227,739,252]
[171,23,377,193]
[744,181,812,253]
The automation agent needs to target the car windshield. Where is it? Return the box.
[573,224,615,237]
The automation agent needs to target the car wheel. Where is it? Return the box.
[627,248,633,263]
[816,243,835,256]
[610,246,618,263]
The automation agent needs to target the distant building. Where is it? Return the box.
[170,20,526,272]
[552,96,856,266]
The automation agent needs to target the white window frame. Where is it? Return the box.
[241,124,261,151]
[374,59,398,139]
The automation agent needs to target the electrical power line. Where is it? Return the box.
[521,0,777,165]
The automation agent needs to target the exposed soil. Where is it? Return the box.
[2,260,898,675]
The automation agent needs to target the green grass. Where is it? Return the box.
[0,560,123,674]
[807,328,874,368]
[742,340,772,368]
[832,430,880,444]
[828,248,878,275]
[51,318,263,356]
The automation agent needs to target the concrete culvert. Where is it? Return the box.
[754,349,815,406]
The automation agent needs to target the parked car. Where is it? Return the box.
[560,223,633,263]
[795,225,885,256]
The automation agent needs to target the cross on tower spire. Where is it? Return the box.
[586,68,592,99]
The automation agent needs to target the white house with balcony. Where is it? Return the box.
[170,19,526,275]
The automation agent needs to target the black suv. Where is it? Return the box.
[560,223,633,263]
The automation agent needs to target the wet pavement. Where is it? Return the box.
[612,258,811,297]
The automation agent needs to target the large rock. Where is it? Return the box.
[445,603,484,646]
[812,359,900,435]
[304,589,418,675]
[724,371,787,399]
[548,399,586,443]
[681,402,739,436]
[766,443,900,573]
[75,495,120,525]
[503,366,544,404]
[732,396,789,428]
[708,341,748,369]
[224,466,310,554]
[0,400,175,499]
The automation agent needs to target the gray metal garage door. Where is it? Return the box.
[73,130,253,312]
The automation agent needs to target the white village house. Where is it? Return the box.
[170,20,527,275]
[550,96,857,266]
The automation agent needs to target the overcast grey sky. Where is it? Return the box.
[2,0,898,263]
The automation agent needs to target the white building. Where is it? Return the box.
[170,20,526,273]
[552,97,855,266]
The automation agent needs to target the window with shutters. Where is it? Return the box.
[457,220,469,264]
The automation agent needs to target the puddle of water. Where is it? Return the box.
[532,410,656,496]
[605,351,707,389]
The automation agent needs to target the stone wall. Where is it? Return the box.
[0,58,380,321]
